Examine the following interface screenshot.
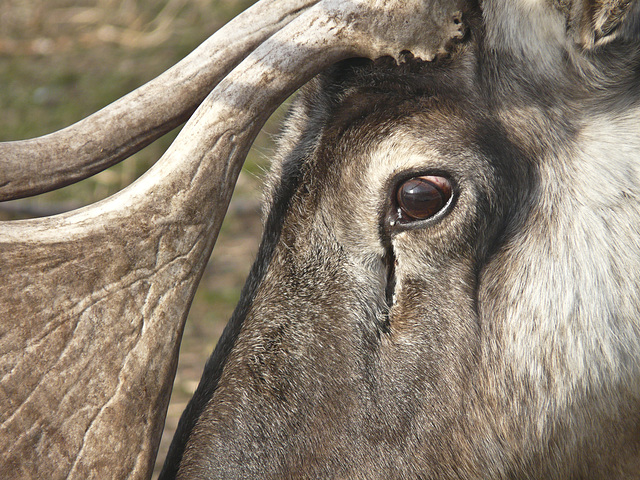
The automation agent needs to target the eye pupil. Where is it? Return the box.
[396,176,452,221]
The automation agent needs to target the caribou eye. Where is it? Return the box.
[396,175,452,221]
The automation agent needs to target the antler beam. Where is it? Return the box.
[0,0,319,201]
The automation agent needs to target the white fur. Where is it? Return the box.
[492,108,640,422]
[483,0,568,67]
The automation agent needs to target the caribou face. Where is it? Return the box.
[162,3,640,479]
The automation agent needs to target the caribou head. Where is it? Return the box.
[2,0,640,479]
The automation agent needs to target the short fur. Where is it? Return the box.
[161,1,640,478]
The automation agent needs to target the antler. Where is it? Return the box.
[0,1,466,479]
[0,0,320,201]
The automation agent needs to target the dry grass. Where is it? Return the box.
[0,0,255,53]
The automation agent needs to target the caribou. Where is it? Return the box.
[1,0,640,478]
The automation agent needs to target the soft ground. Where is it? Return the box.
[0,1,284,476]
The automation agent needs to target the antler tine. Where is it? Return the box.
[0,0,320,202]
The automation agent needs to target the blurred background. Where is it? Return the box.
[0,0,285,477]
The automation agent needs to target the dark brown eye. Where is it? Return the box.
[396,175,452,221]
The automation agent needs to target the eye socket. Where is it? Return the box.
[396,175,452,221]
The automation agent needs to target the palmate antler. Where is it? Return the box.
[0,1,466,478]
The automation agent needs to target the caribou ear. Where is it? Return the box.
[575,0,640,47]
